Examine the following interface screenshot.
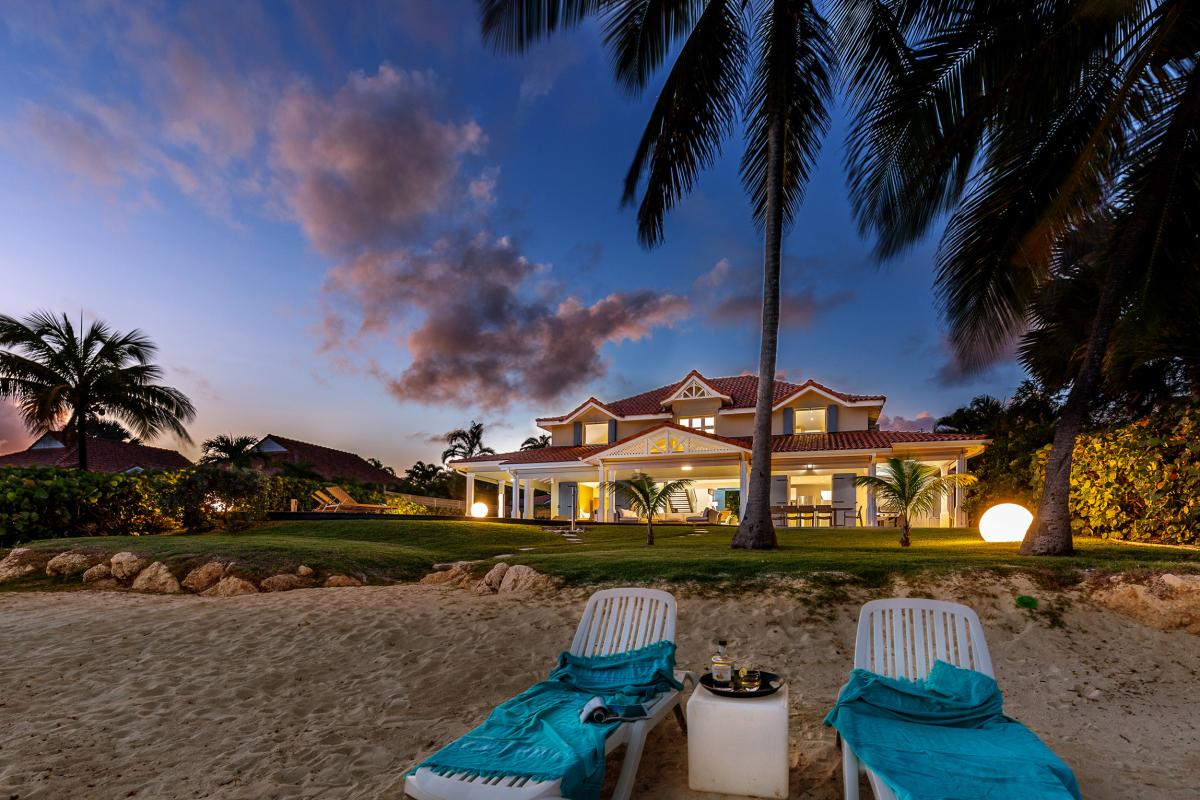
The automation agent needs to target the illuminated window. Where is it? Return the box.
[794,408,827,433]
[679,416,716,434]
[583,422,610,445]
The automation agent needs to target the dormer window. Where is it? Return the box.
[795,408,826,433]
[583,422,610,445]
[679,416,715,434]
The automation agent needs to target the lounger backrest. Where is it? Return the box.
[326,486,355,503]
[570,588,676,657]
[314,489,337,504]
[854,598,994,679]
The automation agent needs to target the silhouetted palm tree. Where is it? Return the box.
[479,0,843,550]
[520,434,551,450]
[367,457,397,476]
[845,1,1200,554]
[855,458,976,547]
[0,311,194,470]
[442,421,495,464]
[603,474,694,546]
[199,434,264,469]
[86,419,141,443]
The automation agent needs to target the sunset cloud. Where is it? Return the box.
[878,413,938,432]
[0,400,32,454]
[693,258,854,330]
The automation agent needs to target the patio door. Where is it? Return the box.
[557,482,577,520]
[832,473,856,527]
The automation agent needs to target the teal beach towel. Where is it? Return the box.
[415,640,681,800]
[825,660,1080,800]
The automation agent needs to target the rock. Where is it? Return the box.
[296,565,314,578]
[201,576,259,597]
[420,562,473,587]
[481,563,509,591]
[471,580,496,595]
[497,565,559,594]
[0,548,50,582]
[182,561,226,593]
[323,574,362,588]
[1093,574,1200,634]
[131,562,182,594]
[46,551,102,578]
[82,564,112,583]
[260,573,307,592]
[110,552,148,581]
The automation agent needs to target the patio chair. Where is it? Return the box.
[814,504,834,526]
[325,485,388,513]
[796,504,815,527]
[615,507,641,524]
[404,588,696,800]
[841,599,995,800]
[685,508,719,524]
[311,490,338,511]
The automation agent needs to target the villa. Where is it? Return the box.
[0,431,192,473]
[450,371,988,527]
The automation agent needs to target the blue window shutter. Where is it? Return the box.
[826,405,838,432]
[572,422,582,446]
[608,419,618,443]
[782,407,794,434]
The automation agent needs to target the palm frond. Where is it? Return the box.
[478,0,609,53]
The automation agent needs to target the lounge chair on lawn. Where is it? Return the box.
[324,485,387,513]
[312,489,339,511]
[405,588,696,800]
[832,599,1079,800]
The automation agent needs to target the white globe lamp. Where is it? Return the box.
[469,502,489,518]
[978,503,1033,543]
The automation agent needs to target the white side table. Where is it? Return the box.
[687,682,789,799]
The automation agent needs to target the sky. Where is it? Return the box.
[0,0,1026,467]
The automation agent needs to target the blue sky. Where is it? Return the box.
[0,0,1025,466]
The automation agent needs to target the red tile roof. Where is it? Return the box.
[538,372,885,421]
[255,434,402,486]
[0,436,192,472]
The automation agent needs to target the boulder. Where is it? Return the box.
[110,552,148,581]
[46,551,102,578]
[497,565,559,594]
[481,563,509,592]
[182,561,226,593]
[82,564,112,584]
[0,548,50,583]
[323,574,362,588]
[201,576,259,597]
[131,562,182,594]
[420,562,473,587]
[260,573,308,592]
[1092,574,1200,634]
[296,565,314,578]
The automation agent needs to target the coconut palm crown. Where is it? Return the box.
[855,458,976,547]
[442,420,495,464]
[0,311,195,470]
[603,474,693,546]
[199,434,264,469]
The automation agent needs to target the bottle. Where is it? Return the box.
[711,639,734,686]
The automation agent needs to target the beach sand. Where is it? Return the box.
[1,580,1198,799]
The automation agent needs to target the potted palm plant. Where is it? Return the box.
[855,458,977,547]
[603,474,693,546]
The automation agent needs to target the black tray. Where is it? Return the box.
[700,671,783,698]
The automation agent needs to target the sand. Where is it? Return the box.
[1,580,1198,799]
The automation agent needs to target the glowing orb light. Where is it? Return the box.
[978,503,1033,543]
[470,502,489,518]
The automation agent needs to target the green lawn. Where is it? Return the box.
[9,519,1200,589]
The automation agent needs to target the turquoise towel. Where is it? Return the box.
[416,640,681,800]
[825,661,1080,800]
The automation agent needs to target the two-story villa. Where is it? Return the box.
[449,370,988,527]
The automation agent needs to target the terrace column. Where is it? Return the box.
[464,474,475,517]
[508,472,520,519]
[550,478,558,519]
[606,468,616,522]
[866,458,877,526]
[497,478,506,518]
[523,479,534,520]
[738,456,748,509]
[955,453,968,527]
[597,463,606,522]
[939,465,950,527]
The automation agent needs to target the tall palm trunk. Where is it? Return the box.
[75,404,89,471]
[646,516,655,546]
[1024,68,1200,556]
[733,34,785,550]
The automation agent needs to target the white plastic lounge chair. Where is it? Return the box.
[842,598,994,800]
[405,588,696,800]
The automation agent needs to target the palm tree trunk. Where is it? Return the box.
[646,517,654,546]
[732,23,785,551]
[899,517,911,547]
[76,410,88,471]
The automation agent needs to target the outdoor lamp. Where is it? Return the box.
[978,503,1033,542]
[470,502,489,518]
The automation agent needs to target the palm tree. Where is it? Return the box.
[855,458,976,547]
[367,457,397,476]
[442,421,495,463]
[843,2,1200,554]
[603,474,694,546]
[520,434,551,450]
[478,0,838,550]
[86,419,140,443]
[0,311,195,470]
[401,460,452,496]
[199,434,264,469]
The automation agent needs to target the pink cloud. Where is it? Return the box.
[878,413,938,432]
[0,400,33,455]
[693,257,854,330]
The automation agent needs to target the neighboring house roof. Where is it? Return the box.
[537,372,886,423]
[0,434,192,473]
[451,429,988,468]
[254,434,402,486]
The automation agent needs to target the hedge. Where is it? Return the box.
[1031,405,1200,544]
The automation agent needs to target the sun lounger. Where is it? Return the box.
[312,489,339,511]
[404,588,696,800]
[324,485,387,513]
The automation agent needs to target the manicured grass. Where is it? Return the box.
[9,519,1200,589]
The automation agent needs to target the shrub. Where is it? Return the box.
[156,465,266,532]
[1031,404,1200,544]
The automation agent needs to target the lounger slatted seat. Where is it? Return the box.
[324,485,387,512]
[405,588,695,800]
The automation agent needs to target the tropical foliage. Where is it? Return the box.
[0,311,195,470]
[397,460,457,499]
[520,434,550,450]
[855,458,975,547]
[603,474,693,546]
[441,420,494,464]
[198,434,264,469]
